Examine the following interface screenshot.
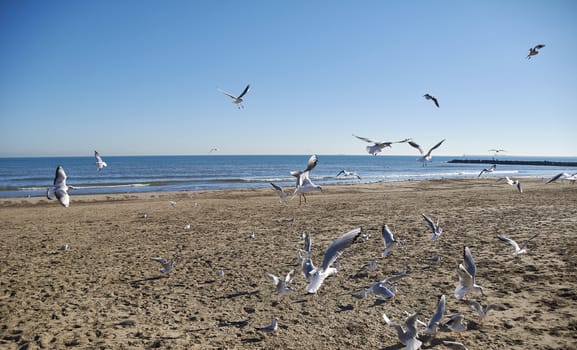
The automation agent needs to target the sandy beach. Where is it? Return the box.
[1,178,576,350]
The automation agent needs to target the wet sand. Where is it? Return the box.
[1,179,576,349]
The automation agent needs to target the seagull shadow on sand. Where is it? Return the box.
[129,275,166,287]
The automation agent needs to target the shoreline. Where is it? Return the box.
[448,159,577,167]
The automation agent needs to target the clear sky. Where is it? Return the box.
[1,0,576,157]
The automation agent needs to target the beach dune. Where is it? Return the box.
[1,179,576,349]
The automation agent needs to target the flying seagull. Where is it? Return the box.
[219,84,250,109]
[478,164,496,177]
[267,270,294,300]
[441,313,467,333]
[336,170,361,179]
[291,154,322,205]
[422,213,442,241]
[419,294,446,335]
[150,256,177,274]
[408,139,445,166]
[464,300,508,321]
[488,148,506,154]
[94,151,107,171]
[527,44,545,59]
[498,232,539,256]
[306,227,362,294]
[353,134,411,156]
[358,270,407,299]
[270,182,288,203]
[423,93,440,108]
[546,172,577,184]
[383,312,422,349]
[500,176,523,193]
[381,224,397,257]
[454,246,484,300]
[46,166,74,207]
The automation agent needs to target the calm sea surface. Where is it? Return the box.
[1,155,576,198]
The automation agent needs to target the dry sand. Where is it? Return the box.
[1,179,576,350]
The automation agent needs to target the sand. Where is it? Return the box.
[1,179,576,350]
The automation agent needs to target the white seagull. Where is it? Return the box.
[423,93,440,108]
[306,227,362,294]
[526,44,545,59]
[291,154,322,205]
[546,172,577,184]
[359,271,407,299]
[383,312,422,350]
[267,270,294,300]
[500,176,523,192]
[381,224,397,257]
[336,170,361,180]
[219,84,250,109]
[408,139,445,166]
[353,134,411,156]
[270,182,288,203]
[420,294,446,335]
[422,213,442,241]
[94,151,107,171]
[478,164,496,177]
[442,313,467,333]
[454,246,484,300]
[150,256,177,274]
[46,166,74,207]
[464,300,508,321]
[498,232,539,256]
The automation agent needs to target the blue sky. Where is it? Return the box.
[1,0,576,157]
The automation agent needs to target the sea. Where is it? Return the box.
[1,155,576,198]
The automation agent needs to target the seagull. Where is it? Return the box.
[442,340,469,350]
[353,134,411,155]
[336,170,361,180]
[420,294,446,335]
[217,268,225,277]
[442,313,467,333]
[46,166,73,207]
[306,227,362,294]
[267,270,294,300]
[257,317,278,333]
[546,172,577,184]
[454,246,484,300]
[58,244,70,252]
[270,182,288,203]
[498,232,539,256]
[359,271,407,299]
[500,176,522,192]
[488,148,506,154]
[527,44,545,59]
[300,256,316,282]
[408,139,445,166]
[383,312,422,349]
[94,151,107,171]
[150,256,177,274]
[219,84,250,109]
[209,147,218,153]
[422,213,442,241]
[381,224,397,257]
[478,164,496,177]
[423,93,440,108]
[291,155,322,205]
[168,201,177,206]
[464,300,508,321]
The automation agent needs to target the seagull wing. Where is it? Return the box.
[408,141,424,154]
[270,182,283,193]
[353,134,376,144]
[426,139,446,156]
[320,227,362,271]
[54,166,67,186]
[498,236,521,253]
[305,154,318,172]
[303,232,312,254]
[426,294,446,332]
[519,232,539,250]
[381,224,395,247]
[462,246,476,278]
[431,96,440,107]
[546,172,566,184]
[421,213,436,233]
[150,257,168,265]
[237,84,250,99]
[219,89,238,100]
[464,299,484,316]
[336,170,345,177]
[534,44,545,50]
[55,188,70,207]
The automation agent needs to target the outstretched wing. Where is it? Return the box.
[238,84,250,99]
[408,141,424,154]
[426,139,446,155]
[320,228,362,271]
[353,134,376,144]
[305,154,318,172]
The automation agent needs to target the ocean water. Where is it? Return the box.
[0,155,576,198]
